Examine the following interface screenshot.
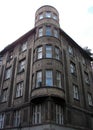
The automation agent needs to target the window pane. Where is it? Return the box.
[18,59,25,72]
[56,71,61,88]
[36,71,42,88]
[0,114,5,128]
[37,46,42,59]
[54,29,58,38]
[53,14,57,20]
[21,42,27,52]
[55,47,60,60]
[5,67,11,80]
[1,89,8,102]
[46,26,51,36]
[39,13,43,19]
[46,70,53,86]
[70,62,76,74]
[73,85,79,100]
[46,12,51,18]
[88,93,93,106]
[39,27,43,37]
[46,45,52,58]
[13,110,21,127]
[16,82,23,98]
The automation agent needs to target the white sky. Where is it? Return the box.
[0,0,93,53]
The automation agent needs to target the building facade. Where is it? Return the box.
[0,5,93,130]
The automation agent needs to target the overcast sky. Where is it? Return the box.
[0,0,93,53]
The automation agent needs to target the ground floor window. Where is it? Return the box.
[56,104,63,124]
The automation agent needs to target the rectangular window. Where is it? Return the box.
[68,46,73,55]
[54,29,58,38]
[36,71,42,88]
[46,45,52,58]
[1,88,8,102]
[85,72,90,84]
[53,13,57,20]
[55,47,60,60]
[88,93,93,106]
[21,42,27,52]
[13,110,21,127]
[8,51,13,61]
[46,12,51,18]
[5,67,11,80]
[0,114,5,129]
[37,46,42,59]
[16,82,23,98]
[32,104,41,124]
[46,26,51,36]
[56,104,63,124]
[39,13,43,19]
[70,62,76,74]
[56,71,61,88]
[18,59,25,73]
[73,84,79,100]
[0,55,3,65]
[46,70,53,86]
[39,27,43,37]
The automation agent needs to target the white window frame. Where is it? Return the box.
[16,82,23,98]
[37,46,43,59]
[13,110,21,127]
[46,45,52,58]
[46,70,53,86]
[56,104,63,124]
[0,114,5,129]
[36,71,42,88]
[55,47,60,60]
[73,85,79,100]
[18,59,25,72]
[32,104,41,124]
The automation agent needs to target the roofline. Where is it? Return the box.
[35,5,59,14]
[0,27,36,54]
[60,28,93,61]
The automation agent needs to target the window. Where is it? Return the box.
[56,104,63,124]
[21,42,27,52]
[46,45,52,58]
[5,67,11,80]
[56,71,61,88]
[68,46,73,56]
[39,13,43,19]
[18,59,25,73]
[88,93,93,106]
[8,51,13,61]
[1,89,8,102]
[13,110,21,127]
[53,13,57,20]
[0,56,3,65]
[39,27,43,37]
[46,26,51,36]
[37,46,42,59]
[45,12,51,18]
[73,84,79,100]
[84,72,90,84]
[55,47,60,60]
[46,70,53,86]
[32,104,41,124]
[54,29,58,38]
[36,71,42,88]
[0,114,5,129]
[16,82,23,98]
[70,62,76,74]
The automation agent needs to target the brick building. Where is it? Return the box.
[0,5,93,130]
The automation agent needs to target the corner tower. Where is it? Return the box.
[31,5,65,125]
